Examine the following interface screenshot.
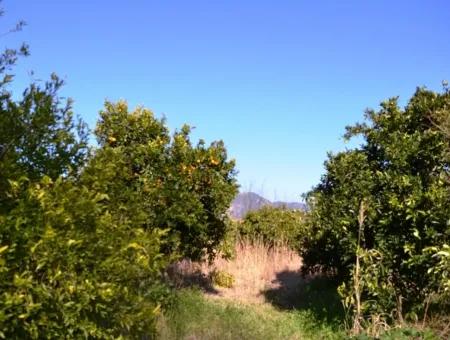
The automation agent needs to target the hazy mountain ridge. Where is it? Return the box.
[229,192,306,219]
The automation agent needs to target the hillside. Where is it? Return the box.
[229,192,306,219]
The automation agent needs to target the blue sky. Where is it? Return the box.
[3,0,450,201]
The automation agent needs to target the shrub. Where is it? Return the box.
[0,88,237,338]
[0,13,238,337]
[0,176,168,338]
[301,88,450,327]
[83,101,238,260]
[211,270,235,288]
[238,206,305,248]
[0,75,88,214]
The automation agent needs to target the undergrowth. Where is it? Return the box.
[158,289,344,339]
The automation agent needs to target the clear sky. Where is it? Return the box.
[3,1,450,201]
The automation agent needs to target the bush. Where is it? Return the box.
[0,98,239,337]
[0,13,239,337]
[238,206,305,248]
[83,101,238,261]
[301,88,450,327]
[0,176,169,338]
[211,270,235,288]
[0,75,88,213]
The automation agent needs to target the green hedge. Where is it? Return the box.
[0,177,169,338]
[238,206,305,248]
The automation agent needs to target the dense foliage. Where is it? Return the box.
[0,25,238,336]
[83,101,238,260]
[238,206,304,248]
[0,72,88,216]
[2,7,448,338]
[0,176,169,338]
[0,97,237,337]
[0,74,170,336]
[301,88,450,327]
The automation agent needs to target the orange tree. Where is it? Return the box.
[83,101,238,260]
[0,70,168,337]
[301,88,450,324]
[0,11,237,337]
[0,98,237,338]
[1,176,169,338]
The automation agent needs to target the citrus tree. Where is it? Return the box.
[302,87,450,324]
[0,176,168,338]
[83,101,238,260]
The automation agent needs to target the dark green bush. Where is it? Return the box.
[301,88,450,325]
[83,101,238,260]
[238,206,305,248]
[0,74,89,214]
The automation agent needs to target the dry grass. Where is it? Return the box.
[168,237,302,304]
[161,241,345,339]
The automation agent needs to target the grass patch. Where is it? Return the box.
[353,327,438,340]
[162,240,441,339]
[158,289,345,339]
[264,276,344,324]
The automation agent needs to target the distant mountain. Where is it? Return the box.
[272,201,306,210]
[228,192,306,220]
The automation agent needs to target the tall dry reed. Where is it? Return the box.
[169,237,302,303]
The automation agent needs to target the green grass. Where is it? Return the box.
[157,280,440,340]
[157,288,345,339]
[263,275,345,324]
[353,328,438,340]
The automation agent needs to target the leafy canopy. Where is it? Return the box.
[83,101,238,260]
[302,87,450,321]
[0,14,237,336]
